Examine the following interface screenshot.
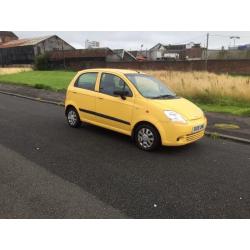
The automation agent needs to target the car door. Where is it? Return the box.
[95,72,134,133]
[72,72,98,122]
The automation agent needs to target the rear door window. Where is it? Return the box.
[75,72,97,91]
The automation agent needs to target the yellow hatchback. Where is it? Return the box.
[65,68,207,151]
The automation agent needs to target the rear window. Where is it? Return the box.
[75,72,97,91]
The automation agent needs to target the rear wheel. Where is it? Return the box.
[134,124,161,151]
[66,107,81,128]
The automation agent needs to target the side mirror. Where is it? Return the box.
[113,90,129,100]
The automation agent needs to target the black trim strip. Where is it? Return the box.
[79,108,131,125]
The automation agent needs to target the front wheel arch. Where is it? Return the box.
[131,121,162,145]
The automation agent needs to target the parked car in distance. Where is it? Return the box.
[65,68,207,151]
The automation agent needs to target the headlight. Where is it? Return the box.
[164,110,187,123]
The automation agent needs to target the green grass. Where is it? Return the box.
[189,96,250,116]
[0,70,249,116]
[194,102,250,116]
[0,70,75,91]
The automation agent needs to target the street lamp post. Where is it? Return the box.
[230,36,240,48]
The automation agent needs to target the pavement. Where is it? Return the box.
[0,93,250,218]
[206,112,250,140]
[0,83,65,103]
[1,83,249,141]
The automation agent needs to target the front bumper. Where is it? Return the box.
[160,116,207,146]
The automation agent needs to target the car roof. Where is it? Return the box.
[77,68,139,75]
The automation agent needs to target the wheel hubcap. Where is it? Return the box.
[138,128,154,149]
[68,110,77,125]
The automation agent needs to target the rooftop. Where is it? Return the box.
[0,31,18,39]
[113,49,137,60]
[0,35,52,48]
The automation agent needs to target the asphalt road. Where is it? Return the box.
[0,93,250,218]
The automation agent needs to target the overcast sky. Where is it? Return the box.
[15,31,250,50]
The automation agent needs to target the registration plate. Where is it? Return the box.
[192,124,205,133]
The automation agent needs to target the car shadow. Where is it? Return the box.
[74,121,202,156]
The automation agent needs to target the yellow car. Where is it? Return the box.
[65,68,207,151]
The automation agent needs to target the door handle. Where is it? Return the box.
[72,91,77,94]
[98,97,103,100]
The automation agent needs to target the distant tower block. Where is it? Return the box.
[85,39,100,49]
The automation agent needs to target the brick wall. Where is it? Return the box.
[105,60,250,74]
[49,59,250,75]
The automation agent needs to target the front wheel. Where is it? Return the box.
[66,107,81,128]
[134,124,161,151]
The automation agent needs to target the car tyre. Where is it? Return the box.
[66,107,81,128]
[134,124,161,151]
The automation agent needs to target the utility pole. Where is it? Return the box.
[0,49,2,67]
[140,44,143,56]
[205,33,209,71]
[61,39,66,70]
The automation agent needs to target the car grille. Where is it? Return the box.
[186,130,204,142]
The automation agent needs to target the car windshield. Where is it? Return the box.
[125,73,177,99]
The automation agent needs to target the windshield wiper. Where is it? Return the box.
[152,94,176,99]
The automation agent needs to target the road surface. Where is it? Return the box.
[0,93,249,218]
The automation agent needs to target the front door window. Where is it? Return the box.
[99,73,132,96]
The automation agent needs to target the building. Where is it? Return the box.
[49,47,113,62]
[128,50,149,61]
[108,49,137,62]
[0,31,18,43]
[85,40,100,49]
[49,47,114,69]
[48,47,137,69]
[149,42,203,60]
[0,31,75,66]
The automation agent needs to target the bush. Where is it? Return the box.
[34,53,49,70]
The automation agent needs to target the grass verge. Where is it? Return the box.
[0,70,75,91]
[194,102,250,116]
[188,95,250,116]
